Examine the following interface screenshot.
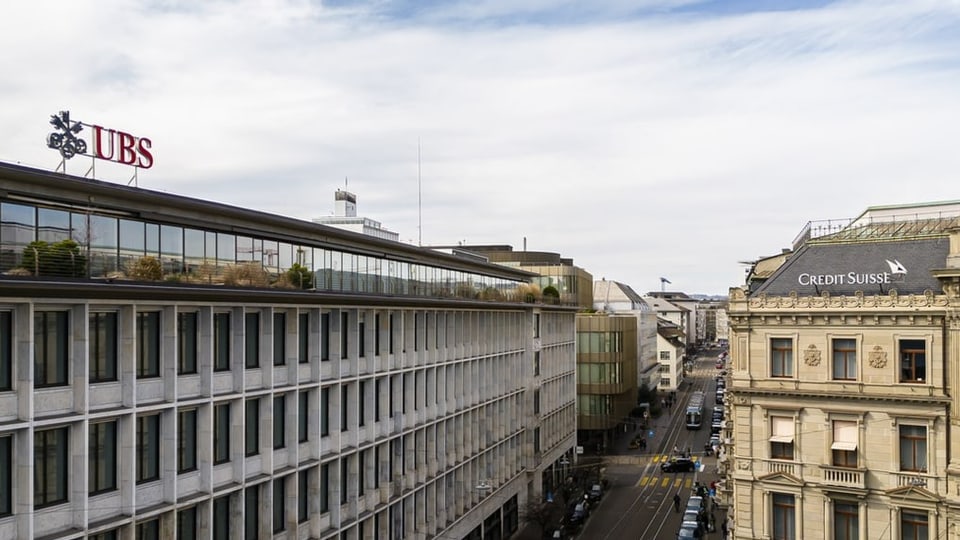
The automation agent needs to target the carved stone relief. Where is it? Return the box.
[869,345,888,369]
[804,344,821,367]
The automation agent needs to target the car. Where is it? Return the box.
[686,495,705,510]
[683,510,702,524]
[568,502,589,525]
[677,522,702,538]
[661,457,696,472]
[588,484,603,503]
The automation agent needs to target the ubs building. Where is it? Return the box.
[724,201,960,540]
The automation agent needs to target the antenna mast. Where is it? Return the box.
[418,138,422,247]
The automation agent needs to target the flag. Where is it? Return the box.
[660,277,671,284]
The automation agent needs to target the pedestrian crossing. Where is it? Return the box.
[635,475,695,489]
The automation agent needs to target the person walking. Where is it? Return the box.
[673,493,681,513]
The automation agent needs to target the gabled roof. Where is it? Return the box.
[643,295,689,313]
[756,471,803,486]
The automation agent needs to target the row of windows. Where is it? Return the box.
[0,200,525,298]
[770,493,927,540]
[0,308,537,391]
[766,417,928,473]
[768,337,927,383]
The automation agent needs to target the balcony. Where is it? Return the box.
[766,460,801,477]
[820,466,865,490]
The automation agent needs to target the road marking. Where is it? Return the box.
[661,477,670,488]
[637,477,649,487]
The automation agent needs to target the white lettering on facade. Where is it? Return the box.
[798,272,891,286]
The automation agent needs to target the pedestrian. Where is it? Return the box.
[673,493,681,513]
[709,512,716,532]
[721,521,728,539]
[673,445,679,456]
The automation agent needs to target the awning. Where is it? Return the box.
[769,435,794,444]
[830,441,857,451]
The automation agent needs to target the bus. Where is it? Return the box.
[685,391,705,430]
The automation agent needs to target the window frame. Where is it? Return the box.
[136,311,161,379]
[244,312,260,369]
[245,398,260,456]
[213,312,231,372]
[34,426,69,507]
[833,501,859,540]
[136,414,161,483]
[770,337,794,378]
[298,390,309,443]
[177,311,199,375]
[899,424,928,473]
[213,402,231,465]
[273,395,286,450]
[298,312,309,364]
[89,311,118,383]
[34,310,69,387]
[769,415,795,460]
[831,338,857,381]
[177,505,198,540]
[273,312,286,366]
[178,408,198,473]
[0,435,10,517]
[273,476,286,533]
[899,339,927,383]
[772,493,796,540]
[831,419,858,468]
[900,509,928,540]
[89,420,118,495]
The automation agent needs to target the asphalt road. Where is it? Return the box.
[574,351,727,540]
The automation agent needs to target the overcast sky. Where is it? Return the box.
[2,0,959,296]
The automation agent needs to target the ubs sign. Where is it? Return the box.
[46,110,154,168]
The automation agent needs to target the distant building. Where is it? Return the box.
[593,280,659,391]
[724,200,960,540]
[312,189,400,241]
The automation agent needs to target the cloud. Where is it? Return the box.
[1,0,959,294]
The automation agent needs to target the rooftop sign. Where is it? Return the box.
[47,110,154,169]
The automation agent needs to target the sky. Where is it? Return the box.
[2,0,959,296]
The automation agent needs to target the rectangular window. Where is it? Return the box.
[298,391,309,443]
[900,339,927,383]
[340,458,348,504]
[178,505,197,540]
[213,494,230,540]
[0,312,9,391]
[0,436,10,516]
[178,312,198,375]
[340,311,349,359]
[178,409,198,473]
[91,530,118,540]
[770,338,793,378]
[89,312,118,383]
[213,312,231,371]
[341,385,349,432]
[901,510,928,540]
[321,312,330,361]
[245,398,260,456]
[413,312,419,352]
[136,311,161,378]
[274,395,286,449]
[389,314,395,354]
[298,469,309,523]
[136,518,159,540]
[533,389,541,415]
[214,403,231,464]
[533,351,541,376]
[832,338,857,380]
[320,463,329,513]
[772,493,796,540]
[831,420,858,468]
[375,313,381,356]
[298,313,309,364]
[35,311,69,387]
[136,414,160,483]
[359,313,366,358]
[34,426,68,507]
[834,502,859,540]
[321,387,330,436]
[273,312,286,366]
[245,312,260,368]
[375,379,382,422]
[245,485,259,540]
[533,313,541,338]
[899,424,928,472]
[89,420,117,494]
[770,416,794,460]
[273,477,286,533]
[359,380,366,427]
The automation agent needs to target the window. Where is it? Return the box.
[245,312,260,368]
[834,502,858,540]
[0,436,9,516]
[341,385,349,432]
[375,313,381,356]
[89,420,117,494]
[213,494,230,540]
[137,311,161,378]
[533,351,540,377]
[359,380,366,427]
[770,338,793,378]
[273,312,286,366]
[178,409,198,473]
[178,312,198,375]
[659,351,670,360]
[320,463,330,512]
[245,398,260,456]
[533,313,540,338]
[274,395,286,449]
[340,458,348,504]
[772,493,796,540]
[340,311,349,359]
[900,339,926,383]
[213,312,231,371]
[136,415,161,483]
[358,313,365,358]
[533,389,541,415]
[298,391,309,443]
[298,469,309,523]
[832,338,856,380]
[35,311,69,387]
[0,312,10,391]
[89,312,118,383]
[831,420,858,468]
[321,312,330,361]
[321,387,330,436]
[214,403,231,464]
[901,510,928,540]
[899,425,927,472]
[178,505,197,540]
[770,416,794,460]
[34,427,68,507]
[90,530,119,540]
[389,313,395,354]
[273,477,286,533]
[298,313,309,364]
[245,485,259,540]
[136,518,160,540]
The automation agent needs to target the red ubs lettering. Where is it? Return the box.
[92,125,154,169]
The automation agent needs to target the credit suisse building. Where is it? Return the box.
[725,202,960,540]
[0,161,577,540]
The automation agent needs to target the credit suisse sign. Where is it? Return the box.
[46,110,154,168]
[797,259,907,286]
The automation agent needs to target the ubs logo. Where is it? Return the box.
[46,110,154,168]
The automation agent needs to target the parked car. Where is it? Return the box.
[677,523,701,539]
[661,457,696,472]
[588,484,604,503]
[568,502,589,526]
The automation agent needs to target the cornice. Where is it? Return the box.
[730,386,952,406]
[746,290,948,310]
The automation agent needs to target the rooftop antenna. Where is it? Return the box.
[660,276,672,293]
[418,137,422,247]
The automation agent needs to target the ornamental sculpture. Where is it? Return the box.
[804,344,821,366]
[868,345,888,369]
